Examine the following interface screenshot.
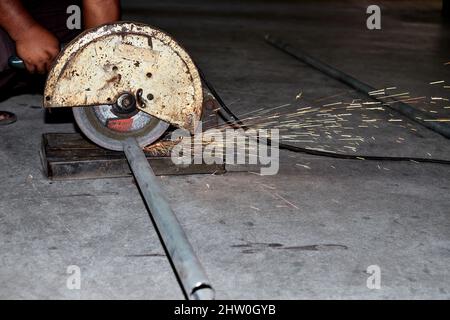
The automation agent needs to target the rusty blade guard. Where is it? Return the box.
[43,22,203,133]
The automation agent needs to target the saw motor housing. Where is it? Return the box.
[43,22,205,151]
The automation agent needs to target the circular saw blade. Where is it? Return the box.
[73,105,169,151]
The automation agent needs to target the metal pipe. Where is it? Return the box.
[265,34,450,139]
[123,138,214,300]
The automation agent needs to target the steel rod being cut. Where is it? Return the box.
[123,138,214,300]
[265,34,450,139]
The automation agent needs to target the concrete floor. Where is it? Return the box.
[0,0,449,299]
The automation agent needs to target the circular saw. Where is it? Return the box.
[43,22,204,151]
[8,22,215,299]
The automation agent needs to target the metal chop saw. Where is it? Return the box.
[10,22,214,299]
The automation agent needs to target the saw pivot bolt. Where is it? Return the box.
[113,93,137,116]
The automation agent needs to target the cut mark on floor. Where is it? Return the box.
[231,242,348,254]
[125,253,166,258]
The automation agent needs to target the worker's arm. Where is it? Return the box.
[0,0,59,74]
[83,0,121,29]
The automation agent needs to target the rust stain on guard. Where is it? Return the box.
[44,22,203,132]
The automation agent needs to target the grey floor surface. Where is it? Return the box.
[0,0,449,299]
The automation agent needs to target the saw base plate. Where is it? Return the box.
[41,133,226,180]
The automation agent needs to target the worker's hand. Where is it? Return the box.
[15,24,60,74]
